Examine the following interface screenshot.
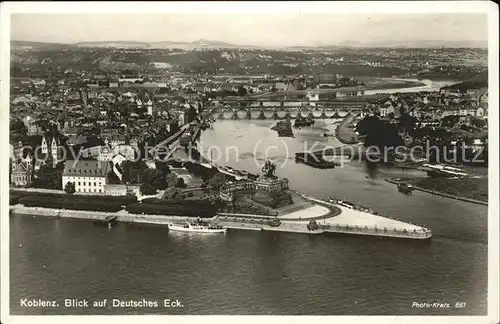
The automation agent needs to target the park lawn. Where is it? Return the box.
[408,177,488,202]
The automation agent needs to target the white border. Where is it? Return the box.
[1,2,498,324]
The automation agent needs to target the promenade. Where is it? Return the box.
[11,194,432,240]
[10,183,432,240]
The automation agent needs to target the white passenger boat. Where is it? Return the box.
[168,221,227,234]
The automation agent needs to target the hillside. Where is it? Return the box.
[441,72,488,92]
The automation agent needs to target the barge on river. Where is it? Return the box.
[295,152,338,169]
[398,183,415,194]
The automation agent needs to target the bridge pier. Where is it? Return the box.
[258,110,266,120]
[246,109,252,120]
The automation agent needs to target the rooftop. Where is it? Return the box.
[63,160,110,177]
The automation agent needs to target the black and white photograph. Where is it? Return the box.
[1,2,498,323]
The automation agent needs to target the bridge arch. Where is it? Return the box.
[312,109,323,118]
[236,108,249,119]
[276,110,287,119]
[209,108,221,120]
[299,106,312,116]
[263,108,274,119]
[324,108,335,118]
[250,109,261,119]
[288,107,299,118]
[222,109,234,120]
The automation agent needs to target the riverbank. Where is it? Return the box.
[335,113,360,145]
[250,78,427,100]
[354,77,427,91]
[386,177,488,206]
[10,193,432,239]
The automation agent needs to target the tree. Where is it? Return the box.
[470,117,486,129]
[64,182,76,194]
[176,178,187,188]
[187,106,198,123]
[237,86,247,97]
[441,115,460,128]
[166,173,180,188]
[162,187,182,200]
[107,171,121,185]
[121,161,132,183]
[140,182,157,196]
[209,173,226,190]
[33,164,63,190]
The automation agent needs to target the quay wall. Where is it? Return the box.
[10,205,197,224]
[322,225,431,240]
[10,205,431,240]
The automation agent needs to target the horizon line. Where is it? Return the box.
[10,38,489,49]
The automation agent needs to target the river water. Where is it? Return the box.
[10,120,487,316]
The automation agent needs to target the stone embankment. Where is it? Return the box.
[11,192,432,240]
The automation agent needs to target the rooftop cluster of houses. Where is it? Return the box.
[364,89,488,122]
[9,71,210,190]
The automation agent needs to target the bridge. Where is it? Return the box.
[205,104,367,120]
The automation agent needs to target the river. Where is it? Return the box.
[10,119,487,315]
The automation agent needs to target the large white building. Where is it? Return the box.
[62,160,109,194]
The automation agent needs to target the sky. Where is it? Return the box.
[10,13,488,47]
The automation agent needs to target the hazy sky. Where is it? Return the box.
[11,13,487,46]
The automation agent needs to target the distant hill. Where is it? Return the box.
[333,39,487,49]
[76,40,150,46]
[73,39,252,49]
[75,41,151,48]
[11,40,70,49]
[11,39,487,50]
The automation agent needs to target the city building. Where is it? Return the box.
[11,161,31,187]
[62,160,109,194]
[98,146,113,162]
[104,184,141,196]
[23,116,41,135]
[275,82,287,92]
[170,167,193,185]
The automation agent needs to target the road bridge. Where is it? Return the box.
[206,104,367,120]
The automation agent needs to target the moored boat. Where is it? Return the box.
[94,215,118,227]
[397,183,414,194]
[168,221,227,234]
